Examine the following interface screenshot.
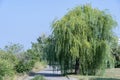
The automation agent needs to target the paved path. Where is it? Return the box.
[25,66,77,80]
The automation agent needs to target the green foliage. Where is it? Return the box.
[0,50,19,66]
[0,59,14,79]
[15,60,35,73]
[46,4,117,75]
[14,38,47,73]
[0,76,2,80]
[0,51,18,80]
[26,49,41,61]
[25,34,48,62]
[0,50,17,79]
[0,43,37,74]
[4,43,24,54]
[32,75,46,80]
[34,34,48,61]
[113,45,120,68]
[0,42,45,79]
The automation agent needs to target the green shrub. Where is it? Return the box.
[25,50,41,61]
[0,59,14,79]
[0,51,18,66]
[15,60,35,73]
[0,76,3,80]
[32,75,46,80]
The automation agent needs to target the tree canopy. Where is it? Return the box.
[46,5,117,75]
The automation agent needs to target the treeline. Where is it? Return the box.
[0,35,46,80]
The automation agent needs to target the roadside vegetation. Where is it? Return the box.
[0,40,47,80]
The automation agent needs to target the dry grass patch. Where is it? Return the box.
[32,61,46,72]
[13,73,28,80]
[69,68,120,80]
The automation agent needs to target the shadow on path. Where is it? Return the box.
[28,67,63,78]
[29,72,62,78]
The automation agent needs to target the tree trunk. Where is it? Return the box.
[75,58,80,74]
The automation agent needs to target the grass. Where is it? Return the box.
[13,73,28,80]
[69,68,120,80]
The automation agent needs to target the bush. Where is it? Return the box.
[0,59,14,79]
[15,60,35,73]
[32,75,46,80]
[0,51,18,66]
[25,49,41,61]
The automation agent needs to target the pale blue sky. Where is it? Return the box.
[0,0,120,49]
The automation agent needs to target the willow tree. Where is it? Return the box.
[46,5,117,75]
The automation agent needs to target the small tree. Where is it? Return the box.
[26,34,47,61]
